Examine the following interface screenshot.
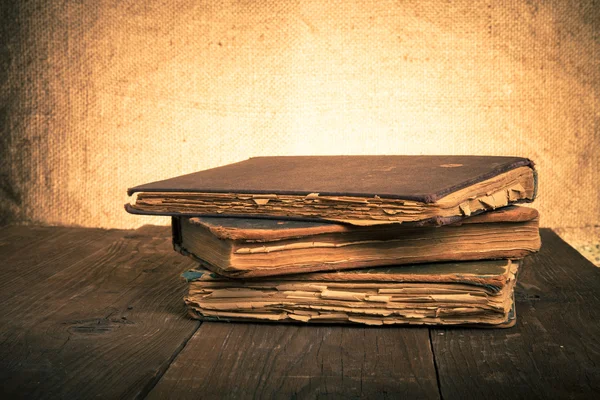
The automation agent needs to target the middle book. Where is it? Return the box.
[173,205,540,278]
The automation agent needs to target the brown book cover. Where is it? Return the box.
[173,206,540,278]
[126,155,537,226]
[183,259,519,327]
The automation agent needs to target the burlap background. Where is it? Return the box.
[1,0,598,231]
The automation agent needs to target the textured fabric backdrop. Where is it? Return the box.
[1,0,598,230]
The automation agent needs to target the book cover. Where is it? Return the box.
[126,155,537,226]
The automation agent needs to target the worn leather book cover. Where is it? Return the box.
[126,155,537,226]
[172,206,540,278]
[183,259,519,327]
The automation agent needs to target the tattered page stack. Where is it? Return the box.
[182,259,519,327]
[126,155,541,327]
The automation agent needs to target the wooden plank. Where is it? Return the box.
[0,226,119,300]
[0,225,200,399]
[431,229,600,399]
[0,225,87,262]
[148,323,440,399]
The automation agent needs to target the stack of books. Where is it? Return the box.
[127,155,540,327]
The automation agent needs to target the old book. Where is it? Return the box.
[173,206,540,278]
[183,259,520,327]
[126,155,537,226]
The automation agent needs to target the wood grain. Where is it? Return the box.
[0,226,117,300]
[3,225,600,399]
[148,323,440,400]
[0,225,200,399]
[431,229,600,399]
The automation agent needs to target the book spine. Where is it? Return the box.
[172,216,190,256]
[532,168,539,202]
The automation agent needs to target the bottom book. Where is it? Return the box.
[183,259,519,328]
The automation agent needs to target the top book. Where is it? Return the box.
[126,155,537,226]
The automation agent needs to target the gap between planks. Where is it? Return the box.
[146,322,441,399]
[0,225,201,399]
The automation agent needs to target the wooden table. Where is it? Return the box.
[1,226,599,399]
